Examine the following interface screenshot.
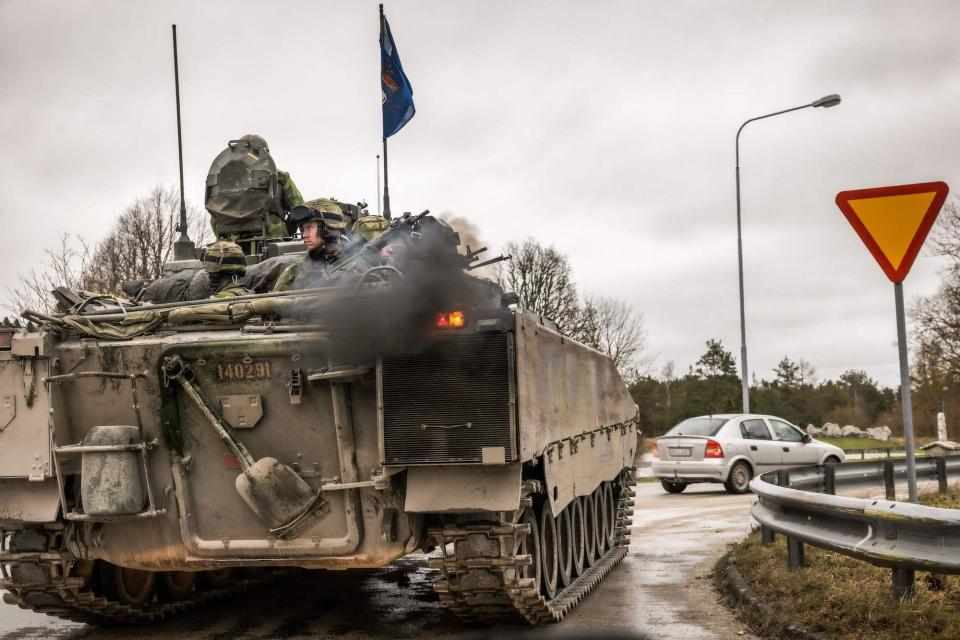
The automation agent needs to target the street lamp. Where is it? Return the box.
[735,94,841,413]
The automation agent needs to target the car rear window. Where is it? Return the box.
[664,417,728,437]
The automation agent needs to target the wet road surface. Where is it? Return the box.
[0,483,758,640]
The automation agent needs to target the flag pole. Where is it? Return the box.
[379,4,392,219]
[376,154,382,216]
[382,137,391,219]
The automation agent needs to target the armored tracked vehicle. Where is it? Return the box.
[0,213,639,626]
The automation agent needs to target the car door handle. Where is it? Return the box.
[750,445,758,451]
[782,447,790,452]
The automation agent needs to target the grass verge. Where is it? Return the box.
[718,488,960,640]
[816,436,898,450]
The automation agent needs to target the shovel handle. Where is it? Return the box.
[165,356,256,470]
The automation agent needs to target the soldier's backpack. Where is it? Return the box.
[205,139,283,238]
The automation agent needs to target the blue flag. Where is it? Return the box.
[380,14,415,138]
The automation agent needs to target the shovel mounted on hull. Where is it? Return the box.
[163,355,329,539]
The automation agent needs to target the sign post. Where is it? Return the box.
[836,181,949,502]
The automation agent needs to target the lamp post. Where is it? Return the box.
[735,93,841,413]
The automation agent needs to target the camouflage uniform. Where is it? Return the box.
[340,214,391,276]
[273,199,349,292]
[204,240,254,298]
[277,171,304,211]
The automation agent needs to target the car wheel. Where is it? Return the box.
[723,461,752,494]
[660,479,687,494]
[824,456,841,465]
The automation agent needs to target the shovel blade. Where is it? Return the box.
[235,457,328,536]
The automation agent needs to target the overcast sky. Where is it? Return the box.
[1,0,958,386]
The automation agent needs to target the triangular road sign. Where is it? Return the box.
[836,181,950,282]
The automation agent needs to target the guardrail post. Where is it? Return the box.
[883,460,896,501]
[824,463,836,495]
[787,536,805,571]
[861,449,866,460]
[761,525,775,546]
[891,568,915,599]
[886,449,891,459]
[937,457,948,494]
[777,469,790,487]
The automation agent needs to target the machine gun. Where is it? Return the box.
[326,209,430,276]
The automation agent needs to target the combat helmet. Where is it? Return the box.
[351,215,390,241]
[289,198,348,231]
[203,240,247,274]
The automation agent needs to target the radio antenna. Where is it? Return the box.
[171,24,195,260]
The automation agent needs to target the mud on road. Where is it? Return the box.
[0,483,757,640]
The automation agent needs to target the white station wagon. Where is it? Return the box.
[652,414,845,494]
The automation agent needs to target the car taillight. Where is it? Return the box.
[650,444,659,459]
[436,311,465,328]
[704,439,724,458]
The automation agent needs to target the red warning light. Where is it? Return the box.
[435,311,466,328]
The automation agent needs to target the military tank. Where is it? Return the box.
[0,212,639,626]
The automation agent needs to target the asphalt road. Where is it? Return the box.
[0,483,758,640]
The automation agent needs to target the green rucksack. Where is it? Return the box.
[205,139,284,238]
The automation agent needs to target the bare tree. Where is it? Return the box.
[798,358,817,386]
[912,271,960,374]
[499,238,581,334]
[931,200,960,271]
[497,238,649,380]
[4,235,94,314]
[578,295,650,381]
[84,187,208,295]
[5,186,207,313]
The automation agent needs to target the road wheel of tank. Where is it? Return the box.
[582,495,598,567]
[593,487,609,556]
[538,502,559,599]
[570,498,586,577]
[199,568,235,589]
[515,506,542,594]
[723,461,752,494]
[158,571,196,601]
[556,507,574,588]
[100,563,156,607]
[603,481,617,549]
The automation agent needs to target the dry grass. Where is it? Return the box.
[721,489,960,640]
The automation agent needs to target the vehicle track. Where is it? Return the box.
[430,468,636,624]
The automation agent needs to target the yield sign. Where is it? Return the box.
[836,181,950,282]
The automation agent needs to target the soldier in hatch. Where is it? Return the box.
[272,199,349,291]
[205,134,304,240]
[204,240,254,298]
[352,214,415,267]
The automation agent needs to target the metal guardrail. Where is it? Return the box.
[750,456,960,598]
[842,446,906,460]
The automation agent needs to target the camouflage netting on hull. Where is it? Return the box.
[57,297,309,339]
[58,311,165,340]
